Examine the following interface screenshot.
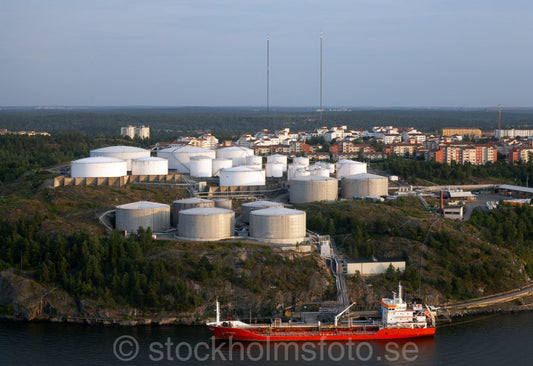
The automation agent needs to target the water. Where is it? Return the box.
[1,312,532,365]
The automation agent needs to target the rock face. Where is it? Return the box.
[0,269,46,319]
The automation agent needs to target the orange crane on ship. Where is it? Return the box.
[484,104,533,130]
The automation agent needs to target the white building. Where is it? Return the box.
[121,125,150,139]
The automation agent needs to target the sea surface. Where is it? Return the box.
[1,312,532,365]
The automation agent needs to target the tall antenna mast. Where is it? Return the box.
[319,30,323,118]
[266,34,270,113]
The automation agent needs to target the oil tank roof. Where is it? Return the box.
[116,201,169,210]
[242,200,282,207]
[344,173,386,180]
[91,145,148,153]
[160,145,213,153]
[217,146,254,152]
[173,198,214,204]
[73,157,125,164]
[133,157,166,162]
[291,176,337,181]
[190,155,213,160]
[179,207,233,215]
[251,207,304,216]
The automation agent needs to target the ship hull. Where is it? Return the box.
[208,325,435,341]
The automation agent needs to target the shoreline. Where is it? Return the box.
[2,303,532,328]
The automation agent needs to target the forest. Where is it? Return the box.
[2,107,533,139]
[374,156,533,186]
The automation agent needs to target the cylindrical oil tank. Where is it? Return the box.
[71,157,127,178]
[341,173,389,198]
[212,158,232,177]
[171,197,215,227]
[178,207,235,241]
[267,154,288,172]
[287,164,308,181]
[241,200,284,223]
[90,146,150,171]
[246,155,263,166]
[216,146,254,166]
[249,207,306,244]
[214,198,233,210]
[157,145,215,173]
[308,164,330,177]
[293,157,310,167]
[290,176,338,203]
[316,161,335,174]
[115,201,170,233]
[336,159,367,179]
[244,164,262,170]
[189,156,213,178]
[131,157,168,176]
[265,162,284,178]
[219,166,265,187]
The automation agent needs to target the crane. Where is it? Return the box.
[484,104,533,130]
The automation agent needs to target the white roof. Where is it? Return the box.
[344,173,386,180]
[173,198,214,204]
[217,146,254,153]
[72,157,126,164]
[251,207,305,216]
[242,200,283,208]
[116,201,169,210]
[179,207,234,215]
[133,157,166,162]
[292,176,337,182]
[190,155,213,160]
[91,145,148,153]
[160,145,213,153]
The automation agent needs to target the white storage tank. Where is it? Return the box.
[287,164,308,181]
[308,164,330,177]
[241,200,284,223]
[212,158,233,177]
[189,156,213,178]
[71,157,127,178]
[246,155,263,166]
[157,145,216,173]
[290,176,338,204]
[336,159,367,179]
[214,198,233,210]
[316,161,335,174]
[90,146,150,171]
[115,201,170,233]
[341,173,389,198]
[265,162,284,178]
[245,164,262,170]
[267,154,288,171]
[178,207,235,241]
[293,157,310,167]
[131,157,168,176]
[171,198,215,227]
[216,146,254,166]
[219,166,265,187]
[249,207,306,244]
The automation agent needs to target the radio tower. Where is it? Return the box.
[319,30,323,118]
[266,34,270,113]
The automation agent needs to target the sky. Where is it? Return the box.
[1,0,532,107]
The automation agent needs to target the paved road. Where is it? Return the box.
[442,283,533,309]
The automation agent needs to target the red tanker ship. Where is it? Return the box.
[207,284,436,341]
